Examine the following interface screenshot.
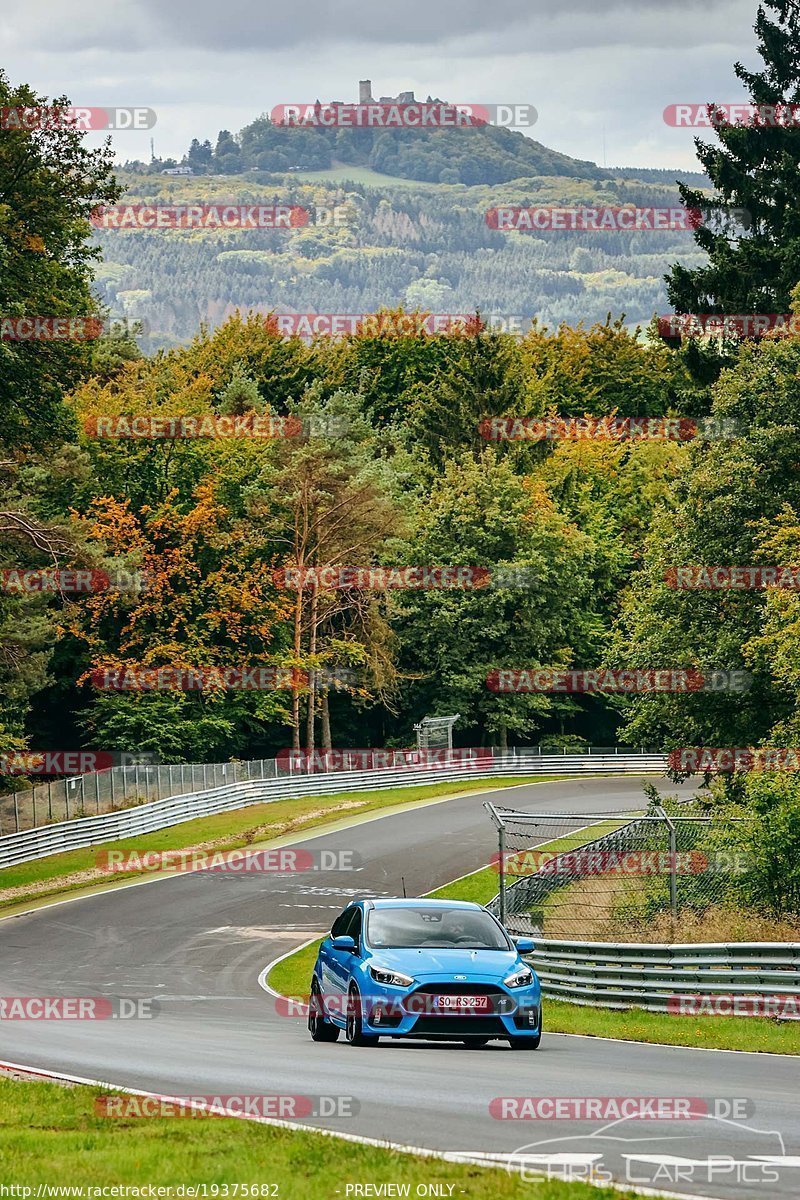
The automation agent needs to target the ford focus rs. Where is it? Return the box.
[308,897,541,1048]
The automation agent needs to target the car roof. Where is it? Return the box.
[365,898,484,911]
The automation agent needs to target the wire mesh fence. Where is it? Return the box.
[0,759,286,836]
[0,745,658,837]
[485,803,750,942]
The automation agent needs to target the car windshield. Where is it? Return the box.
[367,906,510,950]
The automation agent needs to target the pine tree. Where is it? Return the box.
[667,0,800,314]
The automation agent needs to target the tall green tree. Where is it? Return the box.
[0,72,120,760]
[667,1,800,314]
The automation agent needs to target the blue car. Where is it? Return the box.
[308,897,541,1049]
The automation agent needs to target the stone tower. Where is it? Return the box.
[359,80,374,104]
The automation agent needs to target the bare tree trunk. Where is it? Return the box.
[292,588,302,750]
[321,687,332,750]
[305,588,319,755]
[499,724,508,753]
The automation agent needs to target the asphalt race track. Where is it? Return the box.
[1,776,798,1200]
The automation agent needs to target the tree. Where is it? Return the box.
[666,0,800,314]
[394,451,597,748]
[0,71,121,761]
[257,389,405,751]
[612,334,800,752]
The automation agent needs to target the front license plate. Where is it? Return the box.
[433,994,491,1013]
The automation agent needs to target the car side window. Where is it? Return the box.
[345,907,363,950]
[331,908,352,938]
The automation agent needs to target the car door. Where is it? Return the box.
[319,906,357,1015]
[325,905,362,1005]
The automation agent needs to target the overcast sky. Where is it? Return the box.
[2,0,763,170]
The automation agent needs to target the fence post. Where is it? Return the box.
[13,792,19,833]
[95,772,100,814]
[48,780,52,822]
[110,770,115,810]
[656,806,678,931]
[203,763,208,791]
[498,824,507,926]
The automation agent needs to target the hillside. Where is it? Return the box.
[93,167,709,351]
[173,109,609,185]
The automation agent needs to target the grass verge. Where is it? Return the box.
[0,1076,639,1198]
[0,776,559,916]
[268,827,800,1056]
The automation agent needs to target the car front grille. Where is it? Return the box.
[407,1016,509,1037]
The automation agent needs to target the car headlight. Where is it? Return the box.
[503,966,534,988]
[369,965,415,987]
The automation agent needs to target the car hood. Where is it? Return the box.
[367,946,525,980]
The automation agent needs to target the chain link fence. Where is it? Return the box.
[485,803,750,942]
[0,745,658,837]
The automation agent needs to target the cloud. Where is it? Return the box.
[0,0,762,169]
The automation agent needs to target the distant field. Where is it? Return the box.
[283,163,443,188]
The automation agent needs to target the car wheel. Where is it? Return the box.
[308,978,339,1042]
[461,1038,490,1048]
[345,984,379,1046]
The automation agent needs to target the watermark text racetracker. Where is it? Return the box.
[273,565,538,590]
[664,102,800,127]
[491,1097,754,1120]
[0,996,157,1019]
[90,665,357,691]
[95,1094,358,1119]
[84,414,347,440]
[666,565,800,589]
[0,567,146,593]
[89,205,347,230]
[670,746,800,772]
[0,317,147,341]
[0,106,156,130]
[271,102,536,128]
[277,748,487,771]
[95,847,361,874]
[273,313,533,338]
[487,668,752,693]
[479,415,738,442]
[493,848,749,877]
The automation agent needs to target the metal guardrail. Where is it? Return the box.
[0,744,661,836]
[0,752,667,870]
[524,938,800,1015]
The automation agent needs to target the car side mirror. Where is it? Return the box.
[331,935,357,953]
[514,937,535,954]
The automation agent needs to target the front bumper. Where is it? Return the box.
[361,978,541,1040]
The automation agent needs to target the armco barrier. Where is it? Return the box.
[523,938,800,1015]
[0,752,666,870]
